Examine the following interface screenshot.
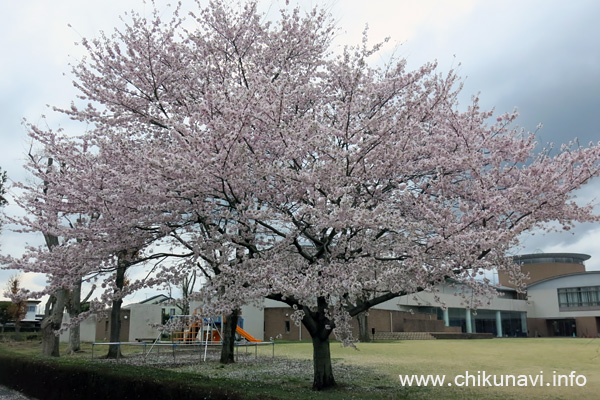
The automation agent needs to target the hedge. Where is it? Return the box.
[0,353,275,400]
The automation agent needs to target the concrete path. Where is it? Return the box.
[0,385,35,400]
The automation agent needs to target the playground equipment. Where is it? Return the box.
[171,315,222,343]
[164,313,262,361]
[170,312,261,344]
[91,312,271,363]
[236,325,261,342]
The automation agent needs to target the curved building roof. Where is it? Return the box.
[527,270,600,288]
[513,253,591,265]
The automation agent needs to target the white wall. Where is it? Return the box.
[240,304,264,341]
[392,283,528,312]
[527,272,600,318]
[22,301,41,322]
[59,314,97,343]
[128,304,163,341]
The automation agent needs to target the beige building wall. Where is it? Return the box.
[264,307,311,341]
[353,309,460,334]
[240,304,264,341]
[60,314,98,343]
[527,316,600,338]
[128,304,164,341]
[575,316,598,338]
[499,253,590,288]
[526,318,550,337]
[263,305,461,341]
[95,309,130,342]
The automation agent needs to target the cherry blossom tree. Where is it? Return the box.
[7,0,600,390]
[9,147,192,357]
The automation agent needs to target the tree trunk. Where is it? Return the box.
[357,312,371,342]
[42,227,64,357]
[41,321,60,357]
[66,279,82,354]
[266,294,341,390]
[41,289,66,357]
[220,308,240,364]
[304,296,336,390]
[67,323,81,354]
[106,252,130,359]
[105,296,123,358]
[311,334,336,390]
[181,299,190,317]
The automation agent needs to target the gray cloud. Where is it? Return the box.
[2,0,599,299]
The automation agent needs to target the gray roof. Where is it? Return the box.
[527,271,600,288]
[513,253,591,264]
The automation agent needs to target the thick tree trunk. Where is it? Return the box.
[220,308,240,364]
[66,279,82,354]
[41,229,65,356]
[41,289,66,357]
[303,296,336,390]
[311,334,336,390]
[105,296,123,358]
[106,252,130,359]
[67,322,81,354]
[357,312,371,342]
[41,322,60,357]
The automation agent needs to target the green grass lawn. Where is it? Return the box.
[264,338,600,399]
[1,337,599,399]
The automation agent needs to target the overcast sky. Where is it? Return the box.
[1,0,599,302]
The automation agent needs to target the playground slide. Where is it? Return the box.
[236,326,261,342]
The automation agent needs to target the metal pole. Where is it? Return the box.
[203,333,208,362]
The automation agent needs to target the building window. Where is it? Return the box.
[518,256,586,265]
[170,308,176,316]
[285,321,291,333]
[27,306,36,312]
[558,286,600,308]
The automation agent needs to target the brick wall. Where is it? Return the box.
[576,316,599,338]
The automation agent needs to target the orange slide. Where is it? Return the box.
[236,326,261,342]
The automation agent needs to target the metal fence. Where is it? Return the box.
[91,340,275,363]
